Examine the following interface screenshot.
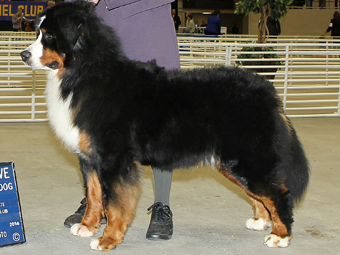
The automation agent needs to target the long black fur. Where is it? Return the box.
[37,0,309,244]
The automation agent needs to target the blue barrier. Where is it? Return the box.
[0,162,25,247]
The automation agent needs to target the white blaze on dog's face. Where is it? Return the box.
[21,14,81,153]
[22,16,65,72]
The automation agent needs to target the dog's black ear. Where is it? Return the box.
[54,11,85,53]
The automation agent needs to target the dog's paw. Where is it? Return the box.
[90,237,119,251]
[245,218,272,231]
[264,234,291,248]
[70,223,94,237]
[90,238,101,250]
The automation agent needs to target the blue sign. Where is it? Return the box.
[0,1,47,21]
[0,162,25,247]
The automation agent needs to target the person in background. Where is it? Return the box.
[200,20,207,27]
[47,0,56,7]
[306,0,313,7]
[64,0,180,241]
[266,17,281,36]
[12,8,34,32]
[326,11,340,40]
[319,0,326,8]
[194,20,200,33]
[172,8,181,32]
[204,10,221,35]
[184,14,195,33]
[232,23,239,34]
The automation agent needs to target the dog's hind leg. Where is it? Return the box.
[90,162,142,251]
[245,197,272,231]
[257,193,293,248]
[70,171,104,237]
[217,167,293,248]
[243,190,293,248]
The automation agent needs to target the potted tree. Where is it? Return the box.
[236,46,282,80]
[235,0,292,43]
[234,0,292,79]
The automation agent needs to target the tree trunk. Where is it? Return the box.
[258,4,270,43]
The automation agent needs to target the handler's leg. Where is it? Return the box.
[146,168,173,240]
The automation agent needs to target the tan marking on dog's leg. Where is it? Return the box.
[260,197,292,247]
[217,168,270,230]
[217,166,292,247]
[78,131,92,156]
[90,183,140,251]
[246,197,272,231]
[217,167,245,188]
[253,198,271,221]
[70,172,104,237]
[260,197,289,237]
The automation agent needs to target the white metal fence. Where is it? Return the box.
[0,32,47,122]
[178,35,340,118]
[0,32,339,122]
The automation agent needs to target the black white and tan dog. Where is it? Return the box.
[21,1,309,251]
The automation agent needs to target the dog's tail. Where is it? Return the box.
[283,126,310,205]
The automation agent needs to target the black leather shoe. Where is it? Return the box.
[146,202,173,240]
[64,198,87,228]
[64,198,107,228]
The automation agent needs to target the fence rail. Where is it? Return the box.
[178,37,340,118]
[0,32,48,122]
[0,32,339,122]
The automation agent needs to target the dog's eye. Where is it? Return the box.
[44,33,54,41]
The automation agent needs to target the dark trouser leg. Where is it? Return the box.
[146,168,173,240]
[153,168,172,206]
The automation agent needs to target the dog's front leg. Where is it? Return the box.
[90,177,141,251]
[70,171,104,237]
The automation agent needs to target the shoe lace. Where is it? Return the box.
[147,202,172,222]
[75,201,87,214]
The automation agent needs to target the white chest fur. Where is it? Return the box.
[45,70,80,153]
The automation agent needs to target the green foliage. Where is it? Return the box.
[235,0,293,43]
[237,47,283,65]
[235,0,293,20]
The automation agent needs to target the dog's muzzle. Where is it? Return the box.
[21,50,31,65]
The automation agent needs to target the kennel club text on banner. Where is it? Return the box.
[0,162,25,247]
[0,2,47,22]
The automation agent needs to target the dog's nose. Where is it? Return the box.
[21,50,31,63]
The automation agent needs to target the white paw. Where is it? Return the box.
[90,238,101,250]
[70,223,94,237]
[264,234,291,248]
[245,218,272,231]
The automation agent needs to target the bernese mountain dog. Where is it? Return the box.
[20,0,309,251]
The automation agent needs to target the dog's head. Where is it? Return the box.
[21,1,96,71]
